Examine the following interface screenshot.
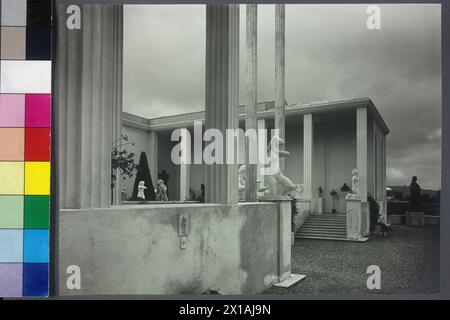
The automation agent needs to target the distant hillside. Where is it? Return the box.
[388,186,440,199]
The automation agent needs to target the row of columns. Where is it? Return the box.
[204,4,287,204]
[58,4,370,208]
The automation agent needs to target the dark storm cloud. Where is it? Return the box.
[123,4,441,189]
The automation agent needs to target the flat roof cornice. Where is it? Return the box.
[123,97,390,134]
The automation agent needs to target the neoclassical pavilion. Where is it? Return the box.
[122,98,389,214]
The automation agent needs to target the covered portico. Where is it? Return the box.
[122,97,389,218]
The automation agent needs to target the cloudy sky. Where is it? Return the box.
[123,4,441,190]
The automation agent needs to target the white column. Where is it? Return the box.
[112,6,124,205]
[382,133,387,200]
[357,107,368,202]
[58,5,123,209]
[205,4,240,204]
[275,4,286,172]
[257,118,266,188]
[303,114,313,200]
[148,131,158,188]
[179,129,190,201]
[245,4,258,202]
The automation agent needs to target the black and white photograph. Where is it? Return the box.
[54,3,441,296]
[0,0,445,303]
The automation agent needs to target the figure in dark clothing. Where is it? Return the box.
[199,184,205,203]
[368,194,380,234]
[410,176,421,211]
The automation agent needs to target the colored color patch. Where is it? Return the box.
[0,94,25,127]
[25,94,51,127]
[25,162,50,195]
[0,195,24,229]
[1,27,26,60]
[24,196,49,229]
[25,128,50,161]
[0,128,24,160]
[0,264,23,297]
[27,0,52,27]
[0,230,23,262]
[23,263,48,297]
[1,0,27,27]
[24,229,49,263]
[0,162,24,195]
[26,27,51,60]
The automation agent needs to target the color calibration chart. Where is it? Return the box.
[0,0,51,297]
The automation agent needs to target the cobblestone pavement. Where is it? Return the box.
[264,225,440,295]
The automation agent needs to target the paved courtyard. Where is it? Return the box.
[265,225,440,295]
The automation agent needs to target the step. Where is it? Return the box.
[296,234,347,239]
[297,231,347,237]
[296,232,346,237]
[297,229,346,234]
[308,218,346,222]
[308,216,346,220]
[301,222,346,227]
[295,235,368,242]
[300,227,346,232]
[303,222,346,226]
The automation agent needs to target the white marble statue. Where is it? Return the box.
[238,165,246,201]
[238,164,267,201]
[137,180,147,200]
[290,184,304,200]
[345,168,360,200]
[263,135,296,197]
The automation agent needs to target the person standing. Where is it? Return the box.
[368,193,379,235]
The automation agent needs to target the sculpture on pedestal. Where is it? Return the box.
[345,168,360,200]
[263,135,296,197]
[156,179,168,202]
[409,176,421,211]
[238,164,267,201]
[137,181,147,200]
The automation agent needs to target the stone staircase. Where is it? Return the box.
[295,214,348,241]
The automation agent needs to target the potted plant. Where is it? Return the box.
[330,190,338,214]
[111,134,138,204]
[318,186,324,214]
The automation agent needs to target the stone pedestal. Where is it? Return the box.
[295,199,311,232]
[389,215,403,225]
[259,196,291,282]
[346,199,369,240]
[406,211,424,227]
[317,197,323,214]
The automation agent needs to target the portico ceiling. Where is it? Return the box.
[123,97,389,135]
